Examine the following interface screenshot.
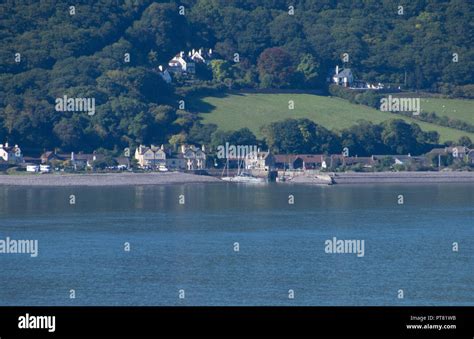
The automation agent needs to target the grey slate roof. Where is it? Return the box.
[334,68,352,78]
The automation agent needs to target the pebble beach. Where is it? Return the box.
[0,172,222,186]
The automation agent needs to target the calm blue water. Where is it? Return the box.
[0,183,472,306]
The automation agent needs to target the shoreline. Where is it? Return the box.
[0,171,472,187]
[0,172,222,187]
[287,171,474,185]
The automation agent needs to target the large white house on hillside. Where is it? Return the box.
[168,49,213,74]
[190,48,213,64]
[168,52,195,74]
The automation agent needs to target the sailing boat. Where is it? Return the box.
[221,158,265,183]
[229,171,266,183]
[221,157,233,181]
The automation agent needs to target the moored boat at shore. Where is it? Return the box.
[221,172,266,183]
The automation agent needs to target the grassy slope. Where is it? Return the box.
[195,93,474,142]
[420,98,473,124]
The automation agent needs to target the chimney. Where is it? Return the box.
[209,48,212,56]
[201,144,205,152]
[192,49,195,55]
[160,144,164,150]
[199,48,202,55]
[188,51,191,57]
[159,65,163,72]
[180,51,184,58]
[71,152,75,161]
[335,65,339,75]
[5,142,8,148]
[181,145,186,153]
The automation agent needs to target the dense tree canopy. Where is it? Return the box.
[0,0,472,154]
[262,118,440,156]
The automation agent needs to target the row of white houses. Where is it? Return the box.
[134,144,207,171]
[5,138,473,174]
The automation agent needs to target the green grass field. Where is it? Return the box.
[194,93,474,142]
[420,98,473,124]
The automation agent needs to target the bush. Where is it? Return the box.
[453,85,474,99]
[329,84,383,108]
[175,82,227,97]
[328,84,357,102]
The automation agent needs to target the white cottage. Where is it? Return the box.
[135,145,167,169]
[244,151,274,171]
[181,145,206,170]
[332,66,353,87]
[0,142,23,164]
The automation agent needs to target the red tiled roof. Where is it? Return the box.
[274,154,297,163]
[295,154,324,163]
[274,154,325,163]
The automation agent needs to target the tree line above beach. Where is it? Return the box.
[211,117,474,158]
